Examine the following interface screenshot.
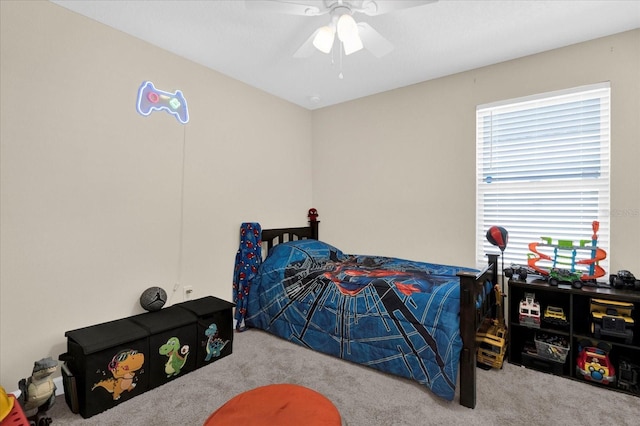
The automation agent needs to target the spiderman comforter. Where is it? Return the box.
[245,239,479,401]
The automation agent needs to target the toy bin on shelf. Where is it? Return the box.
[175,296,235,368]
[61,318,149,419]
[130,306,198,389]
[521,352,566,375]
[535,333,569,363]
[0,393,29,426]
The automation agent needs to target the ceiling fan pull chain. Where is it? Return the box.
[338,43,344,79]
[331,37,336,66]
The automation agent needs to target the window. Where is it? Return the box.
[476,83,610,278]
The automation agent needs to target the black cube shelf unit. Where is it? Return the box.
[508,278,640,397]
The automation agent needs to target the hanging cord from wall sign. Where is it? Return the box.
[167,124,187,305]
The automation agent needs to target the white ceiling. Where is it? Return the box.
[50,0,640,110]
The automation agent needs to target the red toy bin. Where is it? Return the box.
[0,394,29,426]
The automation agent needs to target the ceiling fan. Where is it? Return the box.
[244,1,437,58]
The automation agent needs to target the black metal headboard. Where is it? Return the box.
[261,221,319,252]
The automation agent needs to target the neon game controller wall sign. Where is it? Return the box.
[136,81,189,124]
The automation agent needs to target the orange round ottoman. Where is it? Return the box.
[204,383,342,426]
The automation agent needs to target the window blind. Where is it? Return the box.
[476,83,610,276]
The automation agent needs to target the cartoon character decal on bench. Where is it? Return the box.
[159,337,190,378]
[204,323,229,362]
[92,349,144,400]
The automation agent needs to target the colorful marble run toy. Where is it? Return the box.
[527,221,606,284]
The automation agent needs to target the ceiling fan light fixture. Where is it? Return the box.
[342,33,363,55]
[336,13,358,42]
[336,13,362,55]
[312,25,335,54]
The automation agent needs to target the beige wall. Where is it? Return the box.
[313,30,640,269]
[1,1,312,389]
[1,1,638,391]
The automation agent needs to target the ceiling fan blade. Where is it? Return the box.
[359,0,438,16]
[243,0,325,16]
[293,28,321,58]
[357,22,394,58]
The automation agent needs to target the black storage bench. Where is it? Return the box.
[60,296,234,418]
[175,296,235,367]
[62,318,150,419]
[130,305,198,389]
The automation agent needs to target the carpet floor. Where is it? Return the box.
[47,328,640,425]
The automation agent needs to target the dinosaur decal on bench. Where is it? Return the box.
[204,323,229,362]
[92,349,144,400]
[159,337,190,377]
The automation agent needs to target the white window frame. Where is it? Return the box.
[476,83,611,278]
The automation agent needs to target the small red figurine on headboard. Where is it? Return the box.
[308,208,319,222]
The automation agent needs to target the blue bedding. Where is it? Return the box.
[245,240,480,401]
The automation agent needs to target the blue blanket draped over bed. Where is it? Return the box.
[246,239,479,401]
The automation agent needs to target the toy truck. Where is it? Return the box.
[548,267,585,288]
[503,264,530,281]
[476,324,507,369]
[618,357,640,394]
[590,298,634,344]
[543,305,569,328]
[476,285,507,369]
[576,345,616,385]
[610,270,640,290]
[519,293,541,328]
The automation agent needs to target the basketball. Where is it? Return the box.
[140,286,167,311]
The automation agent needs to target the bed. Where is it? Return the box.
[235,221,498,409]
